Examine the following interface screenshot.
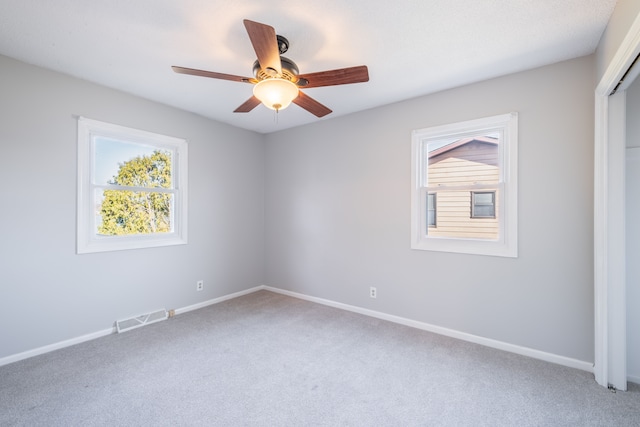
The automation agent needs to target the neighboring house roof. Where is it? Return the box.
[428,136,498,159]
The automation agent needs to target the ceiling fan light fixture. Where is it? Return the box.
[173,19,368,117]
[253,78,299,111]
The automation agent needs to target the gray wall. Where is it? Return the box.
[1,53,598,365]
[0,55,265,359]
[265,55,596,362]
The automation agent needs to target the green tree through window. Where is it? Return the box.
[99,150,173,235]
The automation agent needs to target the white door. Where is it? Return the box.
[626,147,640,385]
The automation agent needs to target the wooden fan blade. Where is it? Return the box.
[293,91,332,117]
[243,19,282,76]
[172,66,256,83]
[297,65,369,88]
[234,96,262,113]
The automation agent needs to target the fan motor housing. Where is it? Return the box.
[253,57,299,82]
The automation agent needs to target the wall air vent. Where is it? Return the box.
[116,309,167,333]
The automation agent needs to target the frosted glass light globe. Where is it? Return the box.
[253,78,299,111]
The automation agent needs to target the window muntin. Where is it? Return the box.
[77,118,188,254]
[411,113,517,257]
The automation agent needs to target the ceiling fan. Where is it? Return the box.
[172,19,369,118]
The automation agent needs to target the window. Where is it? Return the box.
[427,193,437,227]
[77,117,188,254]
[411,113,517,257]
[471,191,496,218]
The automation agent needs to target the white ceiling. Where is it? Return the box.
[0,0,617,134]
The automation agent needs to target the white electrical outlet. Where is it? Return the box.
[196,280,204,291]
[370,287,377,298]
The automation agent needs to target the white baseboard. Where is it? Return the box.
[0,285,265,368]
[263,286,594,373]
[174,286,264,315]
[0,327,115,368]
[629,374,640,385]
[1,284,594,375]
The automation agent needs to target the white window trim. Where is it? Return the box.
[411,112,518,258]
[77,117,188,254]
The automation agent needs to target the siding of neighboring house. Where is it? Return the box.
[427,138,499,239]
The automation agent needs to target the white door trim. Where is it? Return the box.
[594,13,640,390]
[607,90,627,390]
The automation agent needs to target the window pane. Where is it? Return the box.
[426,132,500,188]
[423,188,499,239]
[94,137,172,188]
[474,192,493,205]
[96,189,174,236]
[473,204,495,217]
